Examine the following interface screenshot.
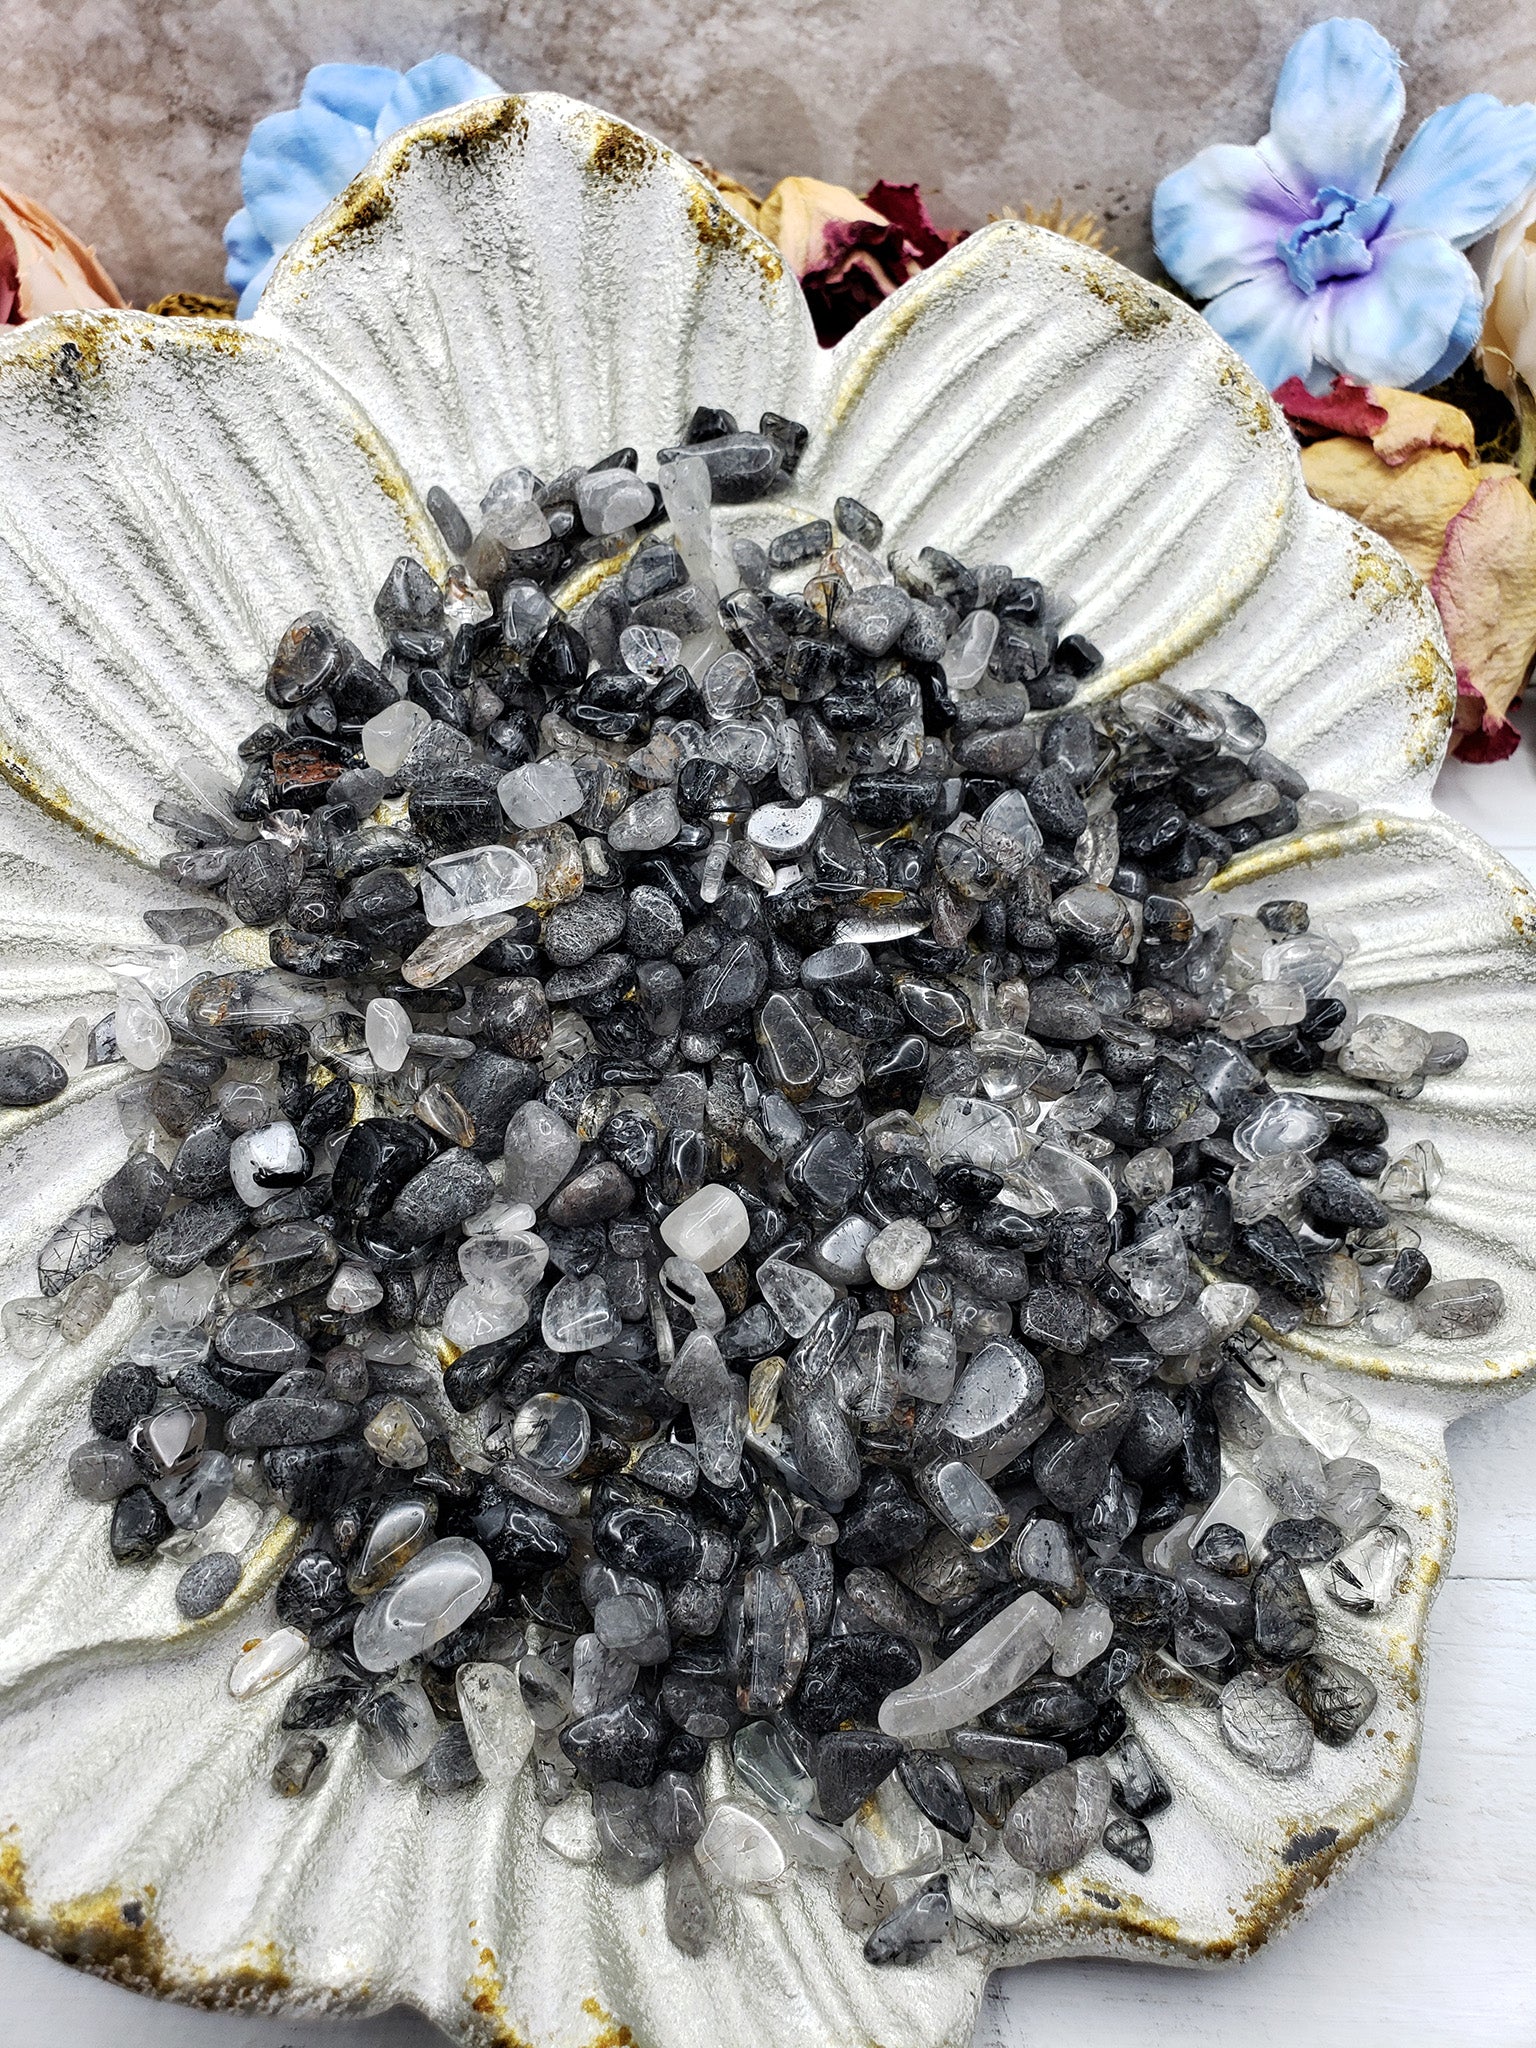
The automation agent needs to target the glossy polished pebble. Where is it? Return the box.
[659,1185,750,1272]
[352,1537,493,1673]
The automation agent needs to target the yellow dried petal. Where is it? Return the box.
[1366,386,1477,468]
[1299,438,1480,580]
[1431,468,1536,723]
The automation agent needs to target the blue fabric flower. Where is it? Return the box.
[1153,18,1536,392]
[224,55,502,318]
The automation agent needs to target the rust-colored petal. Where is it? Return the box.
[1275,375,1388,442]
[1299,436,1481,580]
[1432,468,1536,731]
[0,184,125,321]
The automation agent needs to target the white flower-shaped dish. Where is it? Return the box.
[0,92,1532,2048]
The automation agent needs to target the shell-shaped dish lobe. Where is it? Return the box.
[0,90,1527,2048]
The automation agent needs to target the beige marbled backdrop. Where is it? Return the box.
[2,1,1536,304]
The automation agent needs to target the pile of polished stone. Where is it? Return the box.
[3,405,1505,1966]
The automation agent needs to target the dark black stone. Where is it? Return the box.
[560,1694,668,1787]
[815,1728,904,1822]
[797,1630,922,1734]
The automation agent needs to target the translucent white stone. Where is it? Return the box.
[115,988,171,1071]
[1378,1137,1444,1209]
[457,1661,536,1783]
[924,1095,1024,1171]
[540,1796,601,1865]
[542,1272,619,1353]
[1219,1672,1313,1776]
[53,1015,90,1078]
[1052,1596,1114,1677]
[1233,1093,1331,1159]
[1109,1225,1189,1318]
[878,1590,1060,1738]
[365,997,413,1073]
[845,1776,945,1880]
[479,496,551,551]
[466,1199,539,1239]
[359,1678,440,1779]
[756,1260,834,1338]
[660,1184,751,1272]
[510,1392,591,1475]
[228,1625,308,1700]
[1338,1013,1432,1084]
[1003,1757,1112,1872]
[1253,1434,1331,1521]
[1260,933,1345,998]
[155,1268,221,1326]
[1190,1475,1273,1552]
[979,788,1044,875]
[1327,1522,1409,1613]
[498,758,584,830]
[401,913,520,988]
[1278,1368,1367,1456]
[502,1101,580,1207]
[777,1810,852,1871]
[352,1537,493,1673]
[696,1801,788,1893]
[607,791,680,852]
[866,1218,932,1291]
[460,1231,547,1300]
[421,844,539,926]
[327,1262,384,1314]
[1028,1145,1118,1223]
[2,1293,59,1358]
[619,623,682,678]
[1229,1152,1315,1223]
[229,1121,305,1206]
[1198,1280,1258,1342]
[360,698,431,775]
[442,1284,529,1350]
[943,608,999,690]
[577,468,655,536]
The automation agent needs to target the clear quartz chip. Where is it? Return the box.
[878,1590,1059,1738]
[352,1536,493,1673]
[1218,1671,1313,1776]
[360,699,431,774]
[365,997,413,1072]
[498,758,584,829]
[1327,1522,1409,1613]
[457,1661,536,1783]
[696,1801,788,1893]
[421,845,539,926]
[542,1272,619,1353]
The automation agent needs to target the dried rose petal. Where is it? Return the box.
[1275,375,1388,443]
[1433,470,1536,757]
[0,184,125,325]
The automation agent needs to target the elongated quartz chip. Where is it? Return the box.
[877,1590,1060,1739]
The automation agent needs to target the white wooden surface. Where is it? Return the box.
[4,746,1534,2047]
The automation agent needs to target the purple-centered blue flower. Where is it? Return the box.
[224,55,502,318]
[1153,18,1536,393]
